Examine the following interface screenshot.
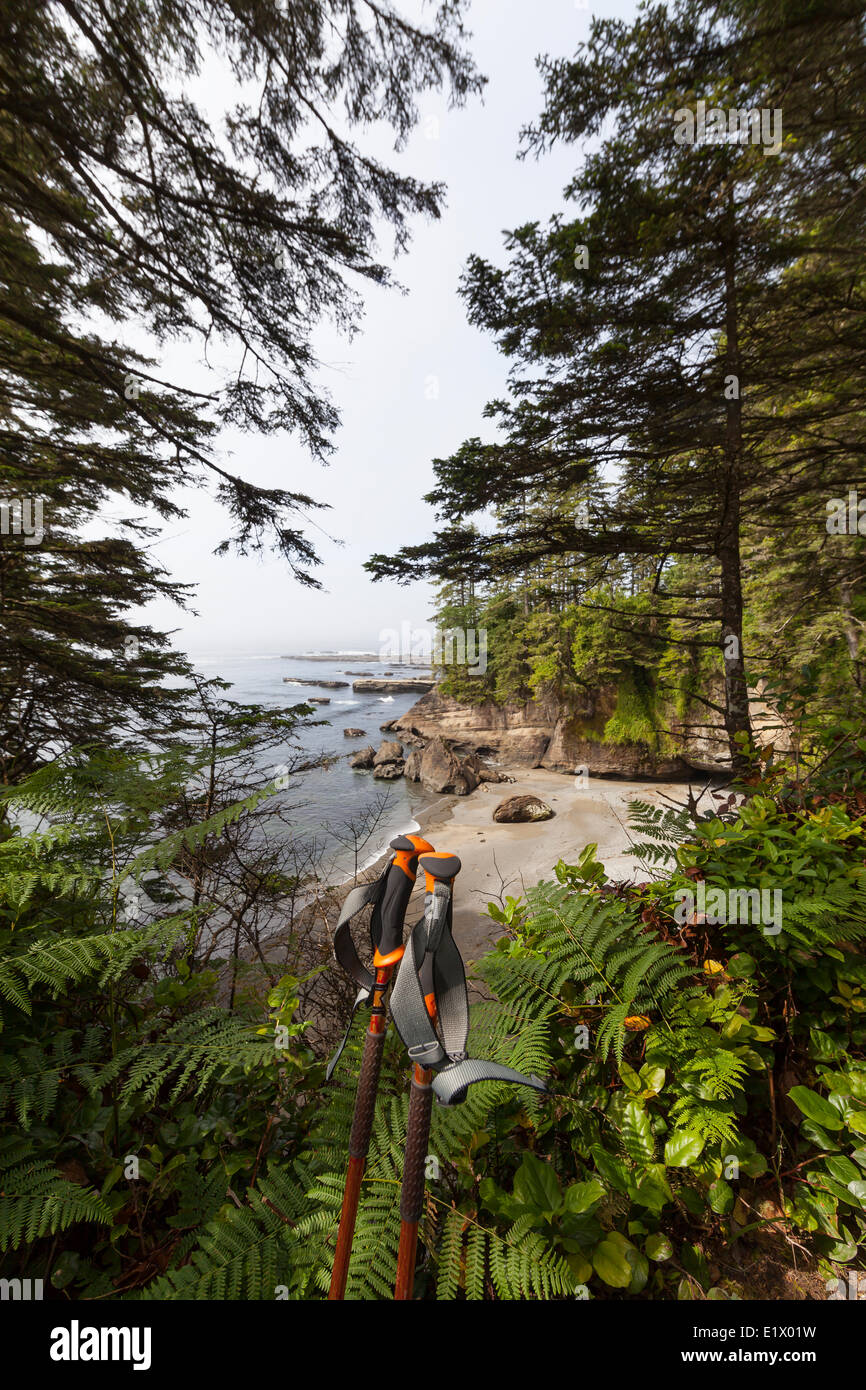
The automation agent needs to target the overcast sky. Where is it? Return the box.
[136,0,639,659]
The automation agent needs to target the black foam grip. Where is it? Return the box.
[377,864,415,956]
[348,1029,385,1159]
[399,1077,434,1222]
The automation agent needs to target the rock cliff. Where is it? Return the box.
[388,682,790,779]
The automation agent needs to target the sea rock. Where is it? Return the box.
[349,746,376,769]
[373,760,405,780]
[373,740,404,766]
[283,677,349,689]
[462,751,507,784]
[403,749,422,781]
[420,737,475,794]
[308,697,330,705]
[400,738,506,795]
[380,717,424,743]
[343,727,367,738]
[492,794,554,824]
[353,678,436,694]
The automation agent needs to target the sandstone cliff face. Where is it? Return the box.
[392,689,561,767]
[390,682,789,779]
[390,686,690,776]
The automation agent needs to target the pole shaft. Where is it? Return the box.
[394,1064,434,1300]
[328,968,390,1300]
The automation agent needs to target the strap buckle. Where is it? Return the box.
[407,1040,444,1065]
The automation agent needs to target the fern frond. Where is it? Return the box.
[0,1160,112,1250]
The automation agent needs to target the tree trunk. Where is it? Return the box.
[840,579,862,690]
[719,193,753,776]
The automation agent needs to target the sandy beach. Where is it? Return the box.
[413,769,710,960]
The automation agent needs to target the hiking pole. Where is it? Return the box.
[394,851,459,1301]
[390,851,549,1300]
[328,833,433,1301]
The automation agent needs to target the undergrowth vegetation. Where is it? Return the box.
[1,711,864,1300]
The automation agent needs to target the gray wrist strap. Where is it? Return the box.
[389,881,547,1107]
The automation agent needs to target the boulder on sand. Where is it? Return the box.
[349,746,376,769]
[374,761,405,780]
[343,727,366,738]
[373,739,404,766]
[492,794,554,824]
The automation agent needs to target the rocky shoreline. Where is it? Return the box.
[373,683,791,780]
[343,681,792,829]
[383,686,707,778]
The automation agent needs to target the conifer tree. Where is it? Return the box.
[0,0,482,777]
[369,0,866,772]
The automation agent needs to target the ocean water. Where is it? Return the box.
[190,651,439,882]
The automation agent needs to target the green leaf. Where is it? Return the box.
[619,1061,642,1092]
[645,1232,673,1262]
[592,1237,632,1288]
[708,1178,735,1215]
[810,1028,844,1062]
[639,1063,666,1094]
[632,1170,672,1214]
[789,1086,844,1131]
[625,1246,649,1294]
[590,1144,630,1194]
[623,1101,655,1162]
[800,1120,836,1150]
[512,1153,562,1215]
[681,1242,711,1291]
[478,1177,521,1223]
[726,953,756,978]
[562,1179,605,1216]
[826,1155,861,1186]
[565,1253,593,1285]
[679,1185,707,1216]
[664,1131,705,1167]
